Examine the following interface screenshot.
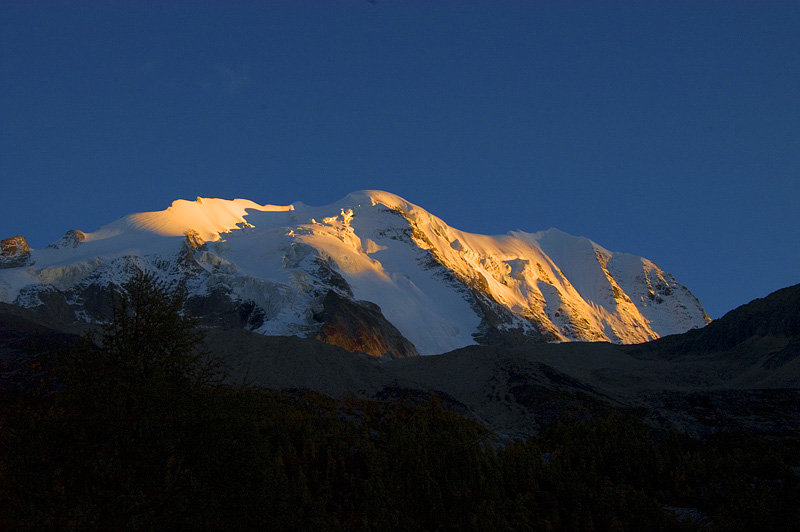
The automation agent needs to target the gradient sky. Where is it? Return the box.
[2,1,799,319]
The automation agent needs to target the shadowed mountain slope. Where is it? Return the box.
[1,285,798,438]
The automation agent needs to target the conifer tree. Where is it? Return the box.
[42,269,223,528]
[94,269,221,390]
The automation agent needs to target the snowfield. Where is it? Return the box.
[0,191,710,355]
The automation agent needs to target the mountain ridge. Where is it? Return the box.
[0,191,710,356]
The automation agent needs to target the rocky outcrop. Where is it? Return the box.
[0,236,31,268]
[185,289,267,330]
[46,230,86,249]
[314,290,418,358]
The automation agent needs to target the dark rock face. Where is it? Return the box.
[185,289,266,330]
[71,283,117,323]
[0,236,31,268]
[33,287,78,324]
[470,290,548,346]
[312,258,354,298]
[314,290,418,358]
[46,230,86,249]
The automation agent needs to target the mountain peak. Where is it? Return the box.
[0,191,709,355]
[0,236,31,269]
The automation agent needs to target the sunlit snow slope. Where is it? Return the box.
[0,191,710,355]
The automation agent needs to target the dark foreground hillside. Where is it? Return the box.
[2,275,800,530]
[3,382,800,531]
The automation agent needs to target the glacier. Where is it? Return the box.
[0,190,710,356]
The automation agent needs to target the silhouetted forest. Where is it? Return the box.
[1,273,798,531]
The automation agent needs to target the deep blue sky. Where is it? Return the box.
[2,1,799,319]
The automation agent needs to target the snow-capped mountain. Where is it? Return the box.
[0,191,710,356]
